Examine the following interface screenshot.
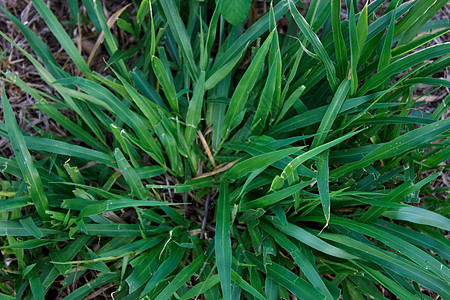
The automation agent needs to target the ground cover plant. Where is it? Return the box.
[0,0,449,299]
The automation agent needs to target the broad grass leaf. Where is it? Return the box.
[31,0,91,78]
[155,255,206,300]
[222,31,275,138]
[266,217,358,259]
[222,0,251,26]
[216,181,232,300]
[382,206,450,231]
[225,147,303,180]
[332,119,450,178]
[2,89,49,221]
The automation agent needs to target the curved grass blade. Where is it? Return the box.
[311,79,350,148]
[224,147,303,181]
[186,71,206,146]
[63,273,119,300]
[260,223,334,299]
[316,151,330,229]
[357,43,450,95]
[288,0,338,91]
[31,0,91,78]
[114,149,147,200]
[321,233,450,298]
[266,262,326,300]
[158,0,198,80]
[154,255,205,300]
[240,180,313,211]
[271,129,364,191]
[358,173,440,224]
[222,31,274,138]
[141,245,186,296]
[354,263,421,300]
[382,206,450,231]
[2,88,49,221]
[329,216,450,281]
[331,0,347,79]
[332,119,450,178]
[265,217,358,260]
[216,181,232,300]
[230,270,267,300]
[152,56,178,112]
[180,275,220,300]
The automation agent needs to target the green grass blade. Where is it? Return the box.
[332,119,450,178]
[114,149,147,200]
[210,1,288,74]
[356,4,368,53]
[355,263,421,300]
[186,71,206,146]
[126,246,163,293]
[330,216,450,281]
[392,28,450,58]
[331,0,347,79]
[152,56,178,112]
[317,151,330,228]
[29,271,45,300]
[23,136,113,165]
[222,31,274,138]
[230,270,267,300]
[79,200,174,218]
[321,233,450,298]
[271,129,363,191]
[357,43,450,95]
[205,49,245,91]
[31,0,91,78]
[158,0,198,80]
[141,245,186,296]
[215,181,232,300]
[311,79,350,148]
[269,92,384,136]
[130,68,168,110]
[378,7,396,72]
[382,206,450,231]
[397,0,448,45]
[260,223,333,299]
[180,275,220,300]
[265,262,325,300]
[358,173,440,224]
[239,181,313,210]
[225,147,303,181]
[266,217,358,259]
[288,0,338,91]
[63,273,119,300]
[154,255,206,300]
[2,88,49,221]
[252,68,277,133]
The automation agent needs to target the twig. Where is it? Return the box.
[197,129,216,167]
[200,193,211,240]
[193,159,240,180]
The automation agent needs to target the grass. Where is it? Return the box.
[0,0,449,299]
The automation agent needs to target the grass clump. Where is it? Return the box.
[0,0,449,299]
